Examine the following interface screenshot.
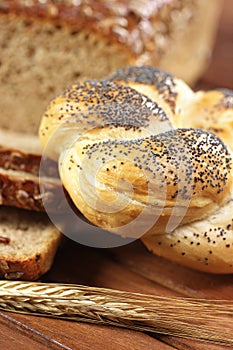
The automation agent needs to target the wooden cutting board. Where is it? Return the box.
[0,0,232,349]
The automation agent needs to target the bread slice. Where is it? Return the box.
[0,143,66,212]
[0,144,41,175]
[0,133,62,280]
[0,206,61,280]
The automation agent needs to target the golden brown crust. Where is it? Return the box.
[0,240,60,281]
[178,89,233,151]
[142,198,233,274]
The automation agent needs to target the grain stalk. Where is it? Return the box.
[0,281,232,346]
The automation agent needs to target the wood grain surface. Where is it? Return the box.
[0,0,232,349]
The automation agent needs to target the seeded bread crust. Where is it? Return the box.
[0,0,196,60]
[109,67,233,152]
[39,66,233,273]
[0,0,220,67]
[0,146,41,175]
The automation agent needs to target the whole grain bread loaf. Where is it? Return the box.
[0,0,222,134]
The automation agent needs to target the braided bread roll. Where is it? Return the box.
[108,67,233,273]
[39,67,233,273]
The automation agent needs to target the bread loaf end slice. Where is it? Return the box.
[0,206,61,280]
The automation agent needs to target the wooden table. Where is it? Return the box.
[0,1,232,349]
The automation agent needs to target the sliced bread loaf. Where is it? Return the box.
[0,206,61,280]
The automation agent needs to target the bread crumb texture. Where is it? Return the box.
[0,207,61,280]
